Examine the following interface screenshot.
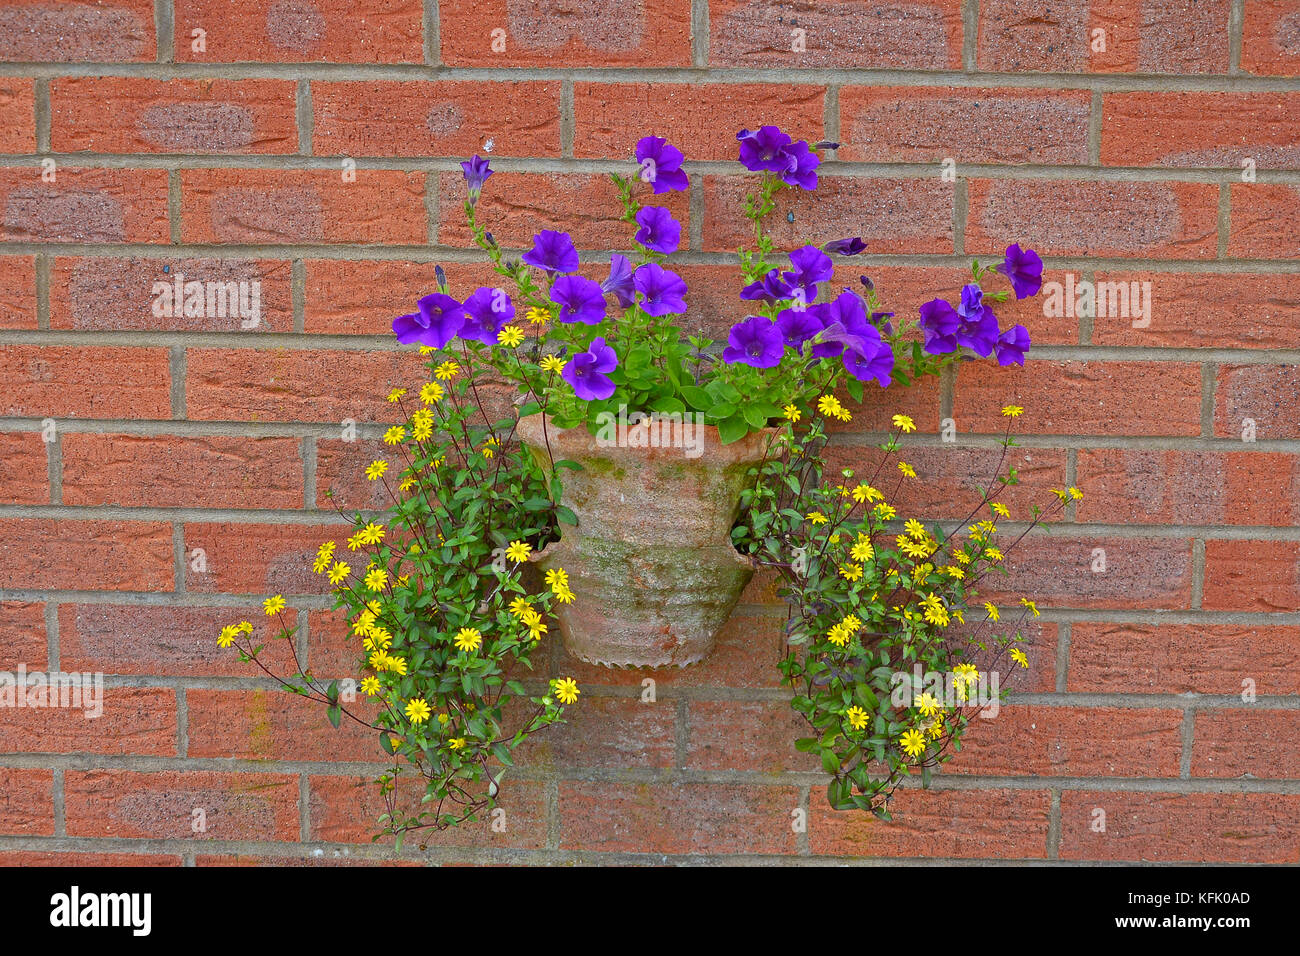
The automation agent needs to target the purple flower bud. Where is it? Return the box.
[601,253,636,308]
[460,155,493,205]
[823,237,867,256]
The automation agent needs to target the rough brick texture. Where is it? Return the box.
[0,1,1296,867]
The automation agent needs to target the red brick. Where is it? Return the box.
[840,87,1090,165]
[186,347,428,424]
[0,255,36,329]
[313,81,561,157]
[304,259,452,334]
[954,705,1184,777]
[516,695,677,769]
[1069,622,1300,695]
[1215,363,1300,439]
[827,367,945,435]
[810,786,1051,858]
[438,171,689,250]
[573,83,825,160]
[1229,184,1300,259]
[0,686,177,755]
[1090,271,1300,349]
[1059,791,1300,863]
[305,607,360,675]
[1102,92,1300,168]
[709,0,964,69]
[1193,710,1300,778]
[186,688,380,761]
[440,0,692,67]
[314,438,395,510]
[978,535,1194,610]
[0,0,157,61]
[685,699,818,772]
[308,774,548,847]
[0,346,171,419]
[181,169,427,244]
[560,612,786,689]
[559,781,801,854]
[0,168,169,243]
[51,78,297,154]
[0,431,47,504]
[0,851,182,866]
[50,256,293,332]
[59,603,300,677]
[0,600,46,669]
[1202,539,1300,611]
[0,519,174,591]
[0,79,34,152]
[0,768,53,835]
[65,769,300,840]
[62,434,304,509]
[1075,449,1300,526]
[1242,0,1300,76]
[824,444,1069,519]
[978,0,1230,74]
[196,852,417,866]
[183,521,345,595]
[966,179,1219,259]
[954,359,1202,436]
[175,0,422,62]
[704,175,954,255]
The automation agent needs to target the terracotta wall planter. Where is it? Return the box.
[516,413,778,668]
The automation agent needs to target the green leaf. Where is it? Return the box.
[555,505,578,525]
[716,414,749,445]
[326,704,341,729]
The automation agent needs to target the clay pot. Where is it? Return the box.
[515,412,778,668]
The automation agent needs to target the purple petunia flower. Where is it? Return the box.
[783,244,834,301]
[955,284,1000,357]
[740,269,794,304]
[997,243,1044,300]
[635,136,689,194]
[393,292,465,348]
[776,307,824,353]
[918,298,960,355]
[809,290,869,359]
[458,286,515,344]
[551,275,607,325]
[461,155,492,206]
[994,324,1031,366]
[780,139,820,190]
[562,336,619,401]
[634,206,682,255]
[842,336,895,387]
[601,253,636,308]
[722,315,784,368]
[871,311,895,336]
[737,126,795,174]
[633,263,688,317]
[823,237,867,256]
[522,229,579,275]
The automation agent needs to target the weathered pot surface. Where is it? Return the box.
[515,412,779,668]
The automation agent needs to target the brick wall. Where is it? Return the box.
[0,0,1298,865]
